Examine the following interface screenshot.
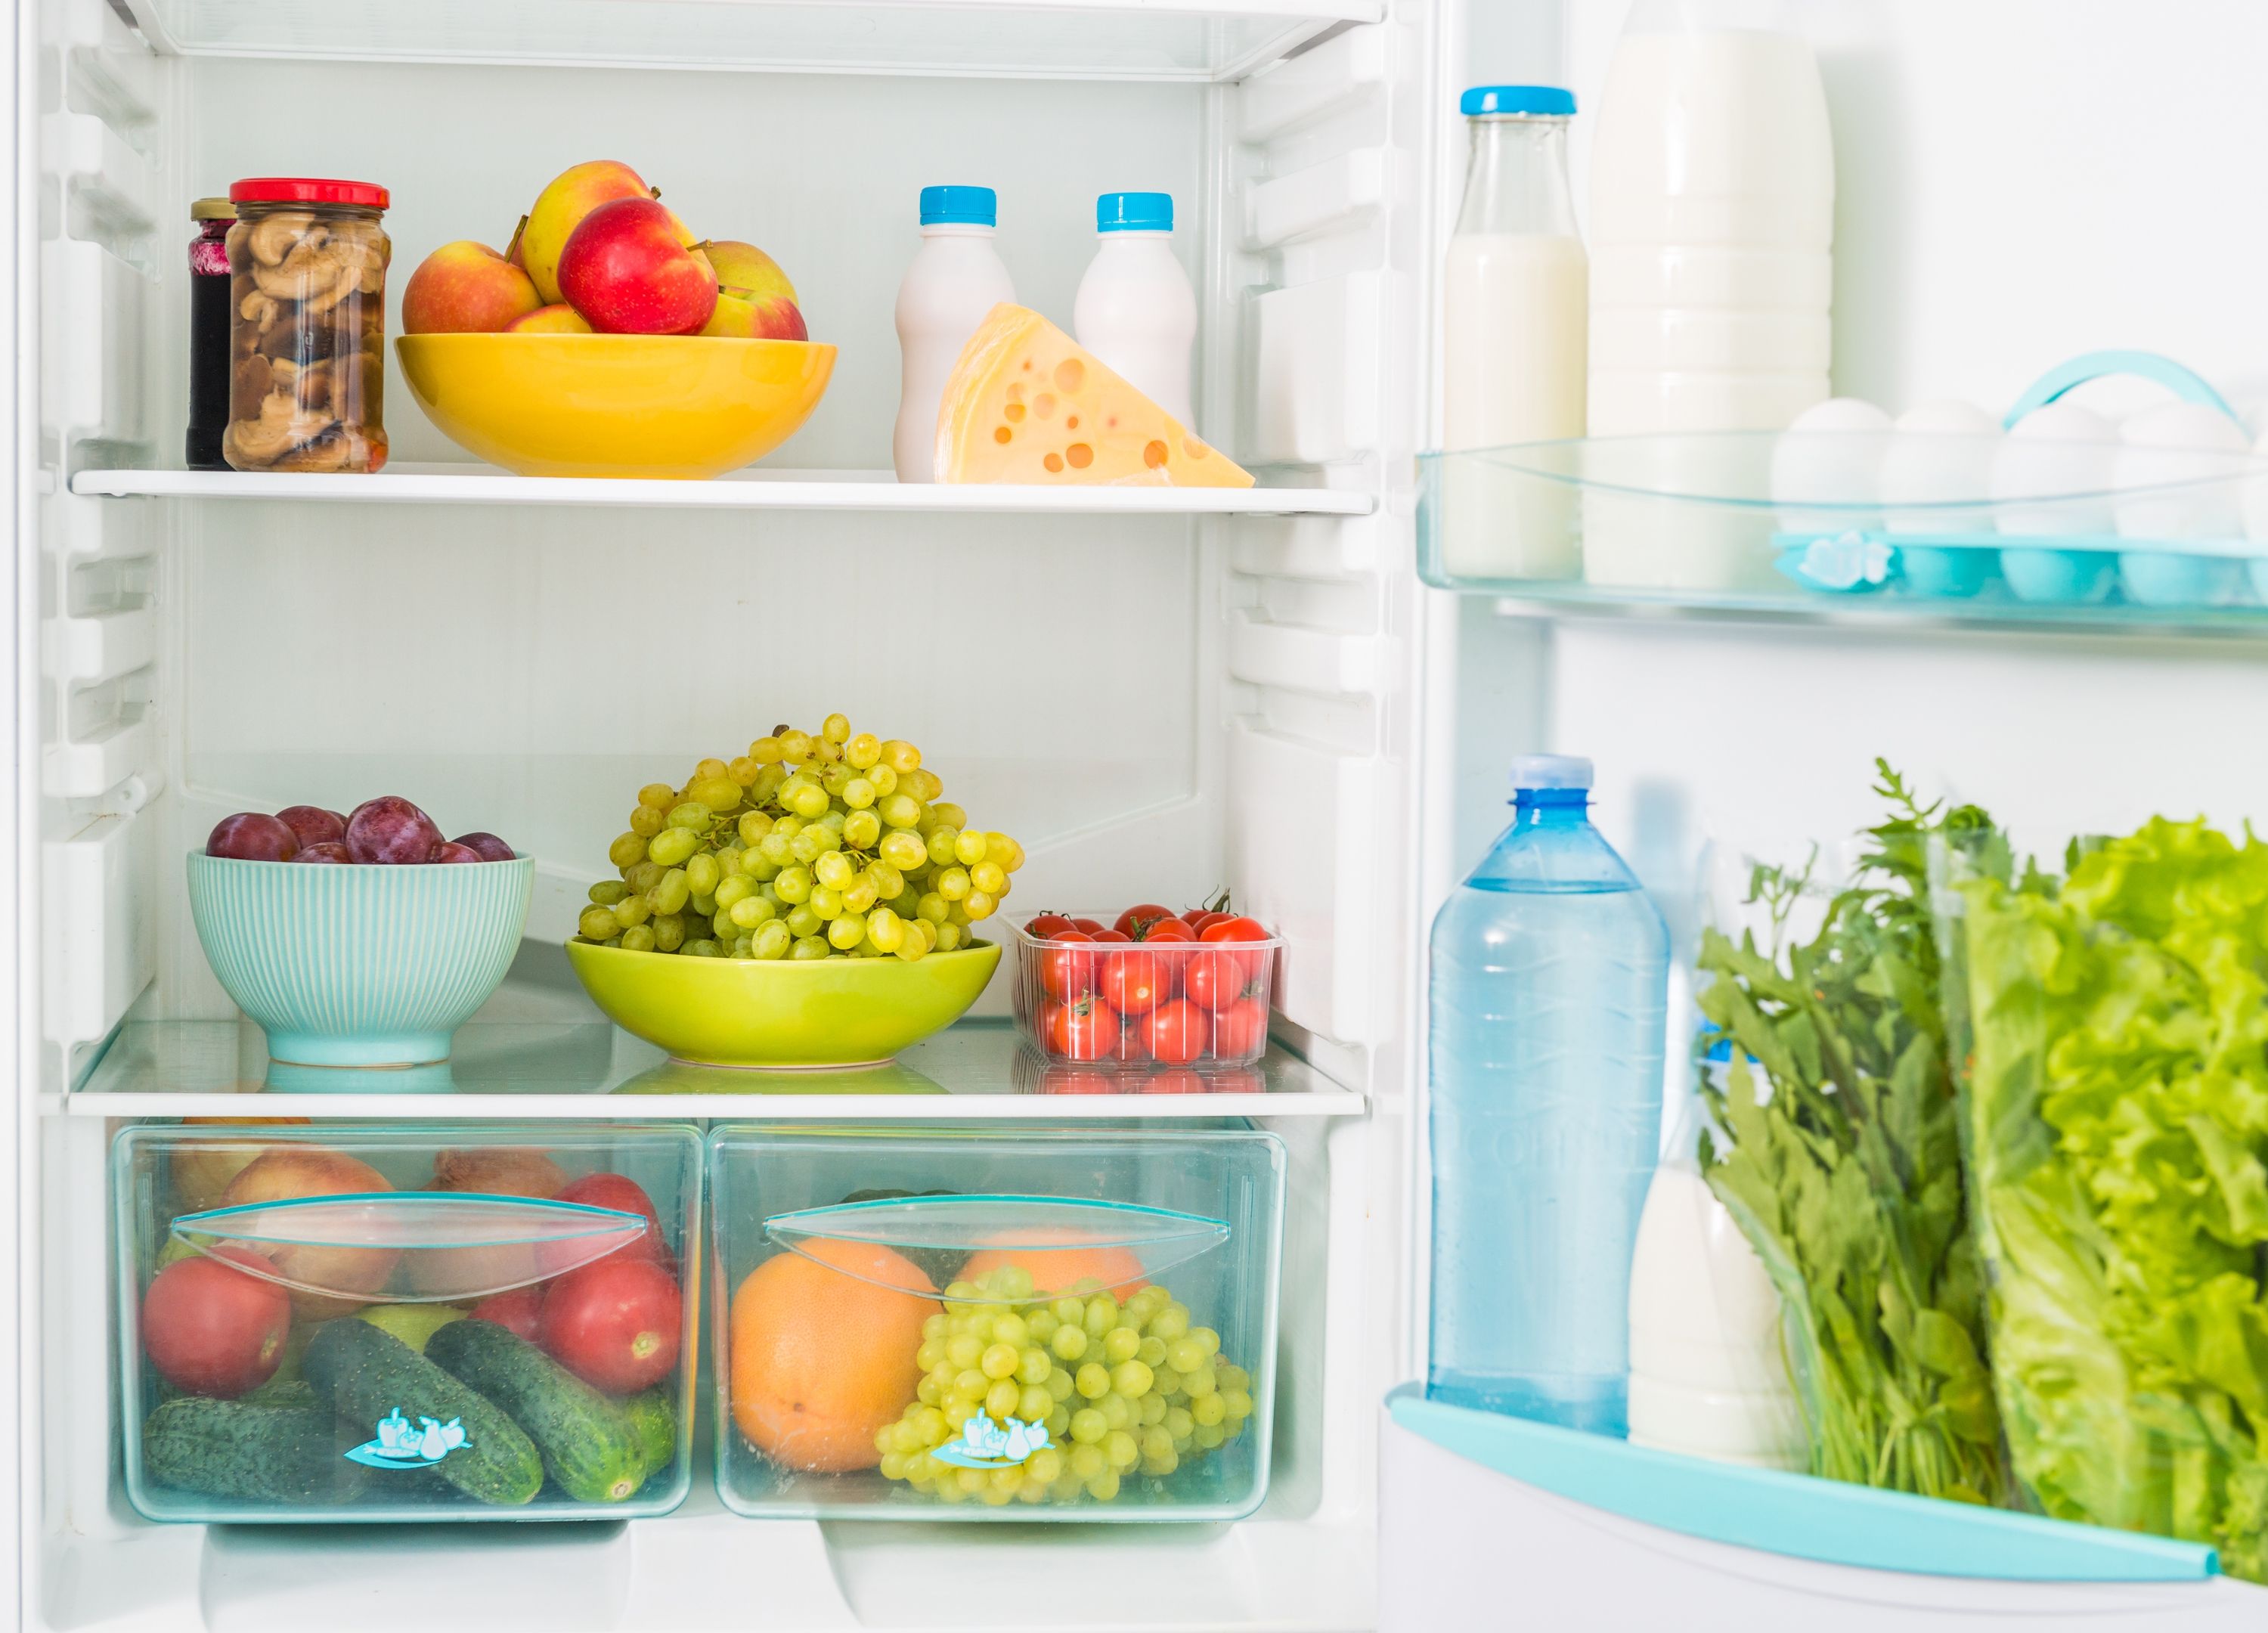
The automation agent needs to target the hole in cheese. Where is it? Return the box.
[1143,440,1168,469]
[1005,404,1026,423]
[1054,359,1085,393]
[1035,394,1056,420]
[1043,452,1063,473]
[1066,415,1079,429]
[1066,443,1092,469]
[993,426,1012,444]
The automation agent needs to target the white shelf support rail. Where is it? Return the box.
[41,0,166,1083]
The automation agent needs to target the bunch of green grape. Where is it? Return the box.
[874,1264,1256,1505]
[573,714,1025,961]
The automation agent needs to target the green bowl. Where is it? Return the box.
[565,939,1000,1067]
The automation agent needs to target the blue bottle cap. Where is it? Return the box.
[920,186,997,228]
[1097,191,1173,233]
[1461,85,1576,117]
[1510,754,1593,791]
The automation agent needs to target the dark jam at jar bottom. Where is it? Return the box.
[187,262,231,470]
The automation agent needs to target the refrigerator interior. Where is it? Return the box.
[1408,0,2268,1621]
[26,0,1434,1627]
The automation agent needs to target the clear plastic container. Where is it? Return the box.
[114,1120,700,1523]
[708,1123,1284,1520]
[224,177,390,473]
[1009,918,1279,1069]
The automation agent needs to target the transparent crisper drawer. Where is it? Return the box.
[708,1124,1284,1520]
[114,1121,701,1523]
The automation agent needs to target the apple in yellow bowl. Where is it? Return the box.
[396,333,835,479]
[565,938,999,1067]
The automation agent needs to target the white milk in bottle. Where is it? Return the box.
[1439,86,1586,581]
[1583,0,1835,590]
[894,185,1016,483]
[1074,192,1198,429]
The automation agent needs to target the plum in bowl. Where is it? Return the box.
[187,798,534,1069]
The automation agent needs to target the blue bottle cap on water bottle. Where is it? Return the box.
[920,186,997,228]
[1097,192,1173,233]
[1510,754,1593,791]
[1461,85,1576,117]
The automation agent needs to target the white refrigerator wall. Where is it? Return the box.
[1440,0,2268,923]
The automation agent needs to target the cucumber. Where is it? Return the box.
[622,1388,677,1474]
[239,1377,318,1410]
[425,1318,651,1504]
[302,1318,541,1506]
[141,1396,367,1504]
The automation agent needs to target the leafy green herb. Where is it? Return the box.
[1696,762,2009,1505]
[1963,817,2268,1579]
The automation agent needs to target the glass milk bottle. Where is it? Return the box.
[1440,87,1587,580]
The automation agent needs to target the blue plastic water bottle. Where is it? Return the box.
[1427,754,1668,1434]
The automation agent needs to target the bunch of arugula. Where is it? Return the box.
[1963,816,2268,1579]
[1696,763,2010,1505]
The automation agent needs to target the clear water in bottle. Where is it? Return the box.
[1427,754,1668,1434]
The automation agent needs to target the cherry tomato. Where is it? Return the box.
[1198,915,1269,943]
[469,1285,547,1342]
[1139,918,1196,942]
[1114,903,1174,937]
[1024,913,1077,940]
[544,1172,668,1275]
[1139,1069,1206,1095]
[1145,1000,1211,1064]
[1037,930,1098,1001]
[1187,911,1229,934]
[1101,947,1170,1015]
[1209,997,1268,1059]
[1070,918,1106,933]
[1040,1065,1117,1095]
[1090,928,1132,944]
[1184,947,1259,1012]
[1113,1017,1151,1061]
[1046,995,1120,1061]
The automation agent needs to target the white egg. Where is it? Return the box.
[1771,398,1891,532]
[2113,401,2249,541]
[1991,401,2118,537]
[1882,401,2000,535]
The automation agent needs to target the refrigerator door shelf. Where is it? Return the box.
[1380,1387,2258,1631]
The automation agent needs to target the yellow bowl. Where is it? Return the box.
[565,939,1000,1067]
[396,333,836,479]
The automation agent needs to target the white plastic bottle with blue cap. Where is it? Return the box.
[894,185,1016,482]
[1427,753,1668,1436]
[1073,191,1197,428]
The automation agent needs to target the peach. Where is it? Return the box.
[505,302,593,334]
[401,240,541,334]
[558,199,717,335]
[521,160,657,305]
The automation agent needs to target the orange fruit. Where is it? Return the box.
[729,1238,938,1473]
[961,1229,1150,1298]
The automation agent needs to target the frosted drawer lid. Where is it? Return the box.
[169,1191,652,1302]
[764,1194,1230,1298]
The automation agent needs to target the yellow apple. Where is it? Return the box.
[504,302,593,334]
[696,241,806,339]
[521,160,656,305]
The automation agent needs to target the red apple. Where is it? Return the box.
[217,1148,399,1318]
[558,199,717,336]
[401,240,542,334]
[520,161,656,305]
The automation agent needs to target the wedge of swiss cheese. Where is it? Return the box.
[936,304,1252,488]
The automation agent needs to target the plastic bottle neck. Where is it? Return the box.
[1510,789,1591,826]
[921,223,997,239]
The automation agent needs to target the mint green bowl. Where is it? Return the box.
[184,850,534,1068]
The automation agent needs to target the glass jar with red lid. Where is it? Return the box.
[224,177,390,473]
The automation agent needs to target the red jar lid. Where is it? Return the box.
[228,177,389,209]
